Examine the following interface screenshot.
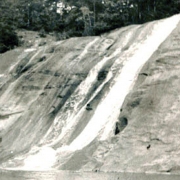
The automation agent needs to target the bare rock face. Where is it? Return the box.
[0,15,180,174]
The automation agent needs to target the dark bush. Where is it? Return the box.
[39,28,46,38]
[0,23,19,53]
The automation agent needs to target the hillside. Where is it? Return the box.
[0,14,180,176]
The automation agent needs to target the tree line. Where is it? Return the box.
[0,0,180,53]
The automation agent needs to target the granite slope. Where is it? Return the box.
[0,14,179,173]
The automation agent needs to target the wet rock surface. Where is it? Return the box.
[88,18,180,174]
[0,15,180,177]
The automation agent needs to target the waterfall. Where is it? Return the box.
[58,14,180,151]
[0,14,180,171]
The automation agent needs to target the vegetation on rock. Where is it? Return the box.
[0,0,180,53]
[0,23,19,53]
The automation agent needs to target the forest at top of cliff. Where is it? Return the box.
[0,0,180,53]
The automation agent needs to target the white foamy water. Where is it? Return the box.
[70,37,99,65]
[100,15,180,140]
[24,48,36,52]
[41,27,137,147]
[43,54,114,147]
[62,14,180,150]
[22,147,56,170]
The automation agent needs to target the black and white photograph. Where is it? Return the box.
[0,0,180,179]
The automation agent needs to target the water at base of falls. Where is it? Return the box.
[1,170,180,180]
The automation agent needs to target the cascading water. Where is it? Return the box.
[0,14,180,171]
[56,14,180,152]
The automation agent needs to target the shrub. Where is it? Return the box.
[39,28,46,38]
[0,23,19,53]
